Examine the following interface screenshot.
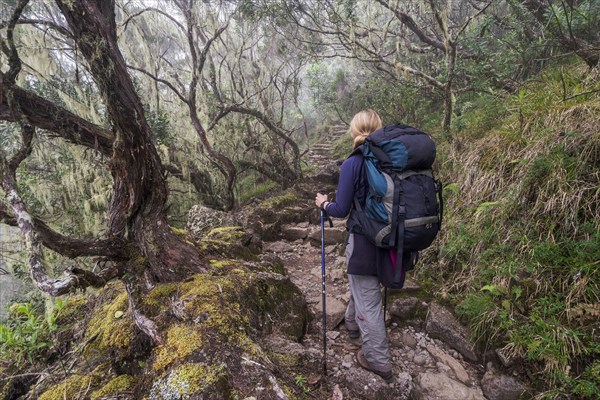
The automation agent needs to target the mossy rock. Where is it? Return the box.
[84,290,135,359]
[148,363,232,399]
[258,192,298,209]
[199,226,260,260]
[38,373,100,400]
[90,375,136,399]
[17,259,308,399]
[239,271,309,341]
[55,294,88,325]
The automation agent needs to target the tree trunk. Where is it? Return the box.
[53,0,205,284]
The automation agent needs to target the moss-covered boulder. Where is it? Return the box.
[198,226,261,260]
[14,255,309,399]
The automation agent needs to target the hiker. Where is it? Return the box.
[314,109,394,383]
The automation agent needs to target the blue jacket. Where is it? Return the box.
[325,154,394,276]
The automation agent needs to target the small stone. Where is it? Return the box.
[414,355,427,366]
[402,332,418,348]
[327,331,341,340]
[342,362,352,369]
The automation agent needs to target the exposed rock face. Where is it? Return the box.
[313,295,347,330]
[343,367,410,400]
[308,225,348,246]
[425,302,478,361]
[413,372,486,400]
[427,345,471,385]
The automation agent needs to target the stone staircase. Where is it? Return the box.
[304,123,348,183]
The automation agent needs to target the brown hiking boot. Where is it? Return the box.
[355,349,394,383]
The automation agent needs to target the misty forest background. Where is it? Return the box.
[0,0,598,399]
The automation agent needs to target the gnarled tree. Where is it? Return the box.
[0,0,209,344]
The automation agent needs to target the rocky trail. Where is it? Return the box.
[255,133,529,399]
[186,129,530,399]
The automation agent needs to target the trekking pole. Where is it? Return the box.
[318,190,333,375]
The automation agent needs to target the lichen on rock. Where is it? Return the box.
[149,362,230,399]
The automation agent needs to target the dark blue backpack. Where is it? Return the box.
[349,123,443,289]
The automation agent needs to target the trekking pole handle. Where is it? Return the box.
[317,190,334,227]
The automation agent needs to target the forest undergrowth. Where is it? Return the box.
[417,61,599,399]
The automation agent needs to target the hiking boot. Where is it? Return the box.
[348,329,360,339]
[356,349,394,383]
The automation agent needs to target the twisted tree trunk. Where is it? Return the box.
[51,0,205,285]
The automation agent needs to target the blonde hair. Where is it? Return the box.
[349,109,382,148]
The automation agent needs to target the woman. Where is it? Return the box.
[314,109,393,383]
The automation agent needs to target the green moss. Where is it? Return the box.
[172,363,226,393]
[205,226,245,241]
[55,294,88,324]
[180,274,250,342]
[199,226,258,260]
[259,192,297,209]
[39,374,98,400]
[90,375,136,399]
[170,227,189,237]
[144,283,179,309]
[153,324,203,371]
[208,258,237,270]
[269,352,302,367]
[84,290,134,356]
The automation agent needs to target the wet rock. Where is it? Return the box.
[481,368,529,400]
[413,372,486,400]
[427,345,471,385]
[425,302,478,361]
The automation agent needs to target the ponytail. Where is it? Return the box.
[349,109,382,149]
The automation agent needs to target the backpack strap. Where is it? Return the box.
[392,173,406,286]
[397,169,433,180]
[436,179,444,230]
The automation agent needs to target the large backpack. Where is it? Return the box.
[349,123,443,289]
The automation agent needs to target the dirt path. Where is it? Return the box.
[262,222,488,399]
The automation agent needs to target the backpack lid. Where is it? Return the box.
[355,123,436,172]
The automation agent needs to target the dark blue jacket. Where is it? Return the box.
[325,154,394,276]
